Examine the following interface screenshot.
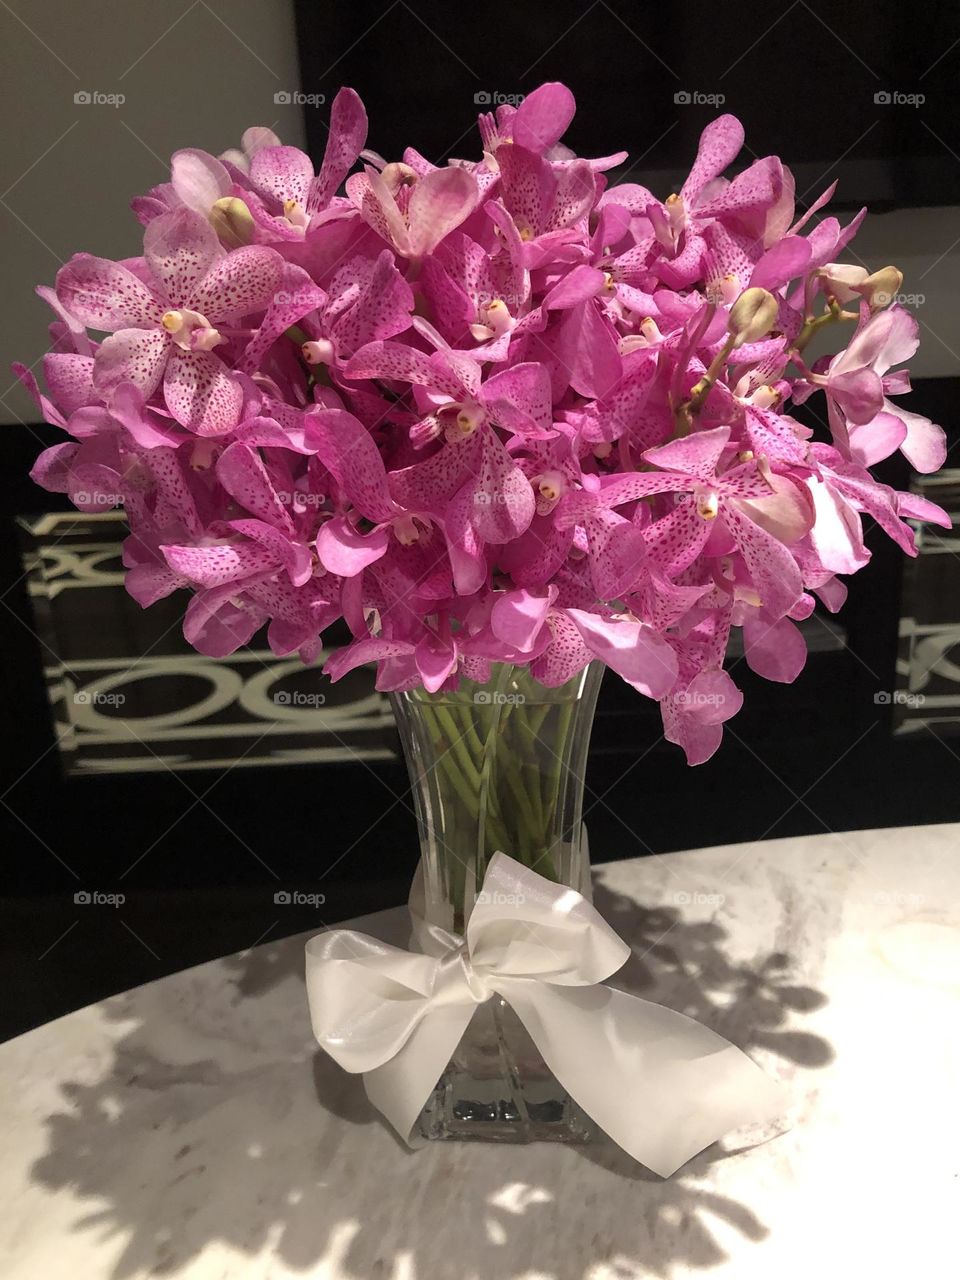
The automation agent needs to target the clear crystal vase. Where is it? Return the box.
[390,662,603,1143]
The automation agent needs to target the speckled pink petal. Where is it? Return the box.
[344,340,464,397]
[407,167,479,258]
[56,254,164,331]
[308,409,397,524]
[126,562,185,607]
[567,609,678,699]
[170,148,231,213]
[583,510,648,599]
[480,362,552,435]
[723,502,803,620]
[229,517,312,586]
[162,540,277,587]
[310,88,368,212]
[163,348,244,435]
[144,208,221,305]
[93,327,168,398]
[316,516,389,577]
[548,160,595,232]
[590,350,657,443]
[239,267,325,374]
[885,402,946,474]
[42,353,97,415]
[743,614,807,682]
[530,610,591,686]
[250,145,314,210]
[497,514,573,587]
[469,427,535,544]
[442,485,487,595]
[217,440,295,534]
[324,635,415,682]
[329,249,414,357]
[346,169,411,256]
[512,82,576,154]
[643,425,731,481]
[681,115,745,204]
[142,445,203,536]
[30,442,79,492]
[189,245,283,322]
[497,144,556,237]
[183,584,267,657]
[661,697,723,766]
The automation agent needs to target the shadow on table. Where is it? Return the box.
[29,880,833,1279]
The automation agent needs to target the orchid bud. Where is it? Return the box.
[862,265,903,310]
[209,196,254,248]
[727,287,779,348]
[818,263,902,310]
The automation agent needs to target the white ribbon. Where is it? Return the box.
[305,852,785,1177]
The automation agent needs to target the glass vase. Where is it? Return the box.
[390,662,603,1143]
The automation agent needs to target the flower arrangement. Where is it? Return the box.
[18,81,950,764]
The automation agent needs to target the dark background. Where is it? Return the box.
[2,0,959,1041]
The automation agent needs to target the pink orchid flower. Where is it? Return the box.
[56,208,283,434]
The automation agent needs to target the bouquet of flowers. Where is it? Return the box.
[18,81,950,764]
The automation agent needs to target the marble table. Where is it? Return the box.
[3,824,959,1279]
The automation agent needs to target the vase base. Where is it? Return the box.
[418,1074,594,1144]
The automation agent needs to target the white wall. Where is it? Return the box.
[0,0,305,427]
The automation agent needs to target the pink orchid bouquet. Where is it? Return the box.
[18,82,950,764]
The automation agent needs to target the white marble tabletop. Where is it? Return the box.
[2,824,959,1280]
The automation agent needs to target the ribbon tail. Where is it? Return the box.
[499,979,787,1178]
[363,1003,477,1146]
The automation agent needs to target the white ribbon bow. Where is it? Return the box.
[305,852,784,1177]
